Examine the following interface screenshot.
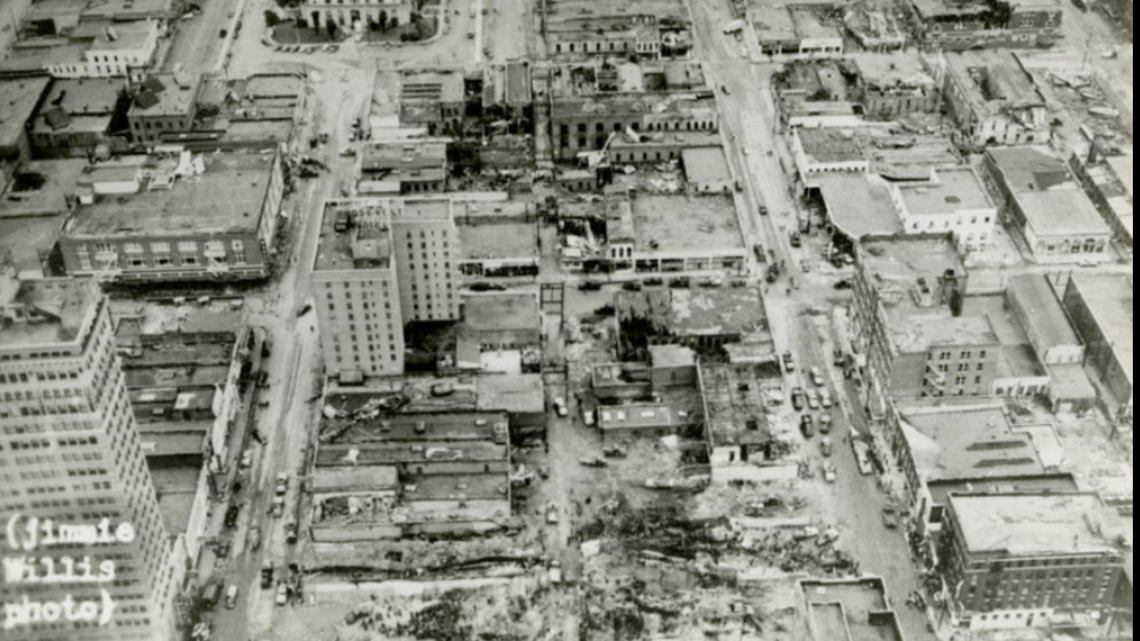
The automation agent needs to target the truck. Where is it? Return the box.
[723,19,745,34]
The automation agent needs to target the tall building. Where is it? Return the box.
[0,275,176,641]
[312,198,459,378]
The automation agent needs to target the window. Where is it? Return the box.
[177,241,197,253]
[123,242,144,254]
[151,242,170,253]
[960,351,972,359]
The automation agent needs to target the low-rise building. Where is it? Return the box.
[939,492,1127,630]
[890,166,997,254]
[849,53,939,119]
[680,146,733,193]
[399,71,466,136]
[30,77,125,158]
[482,62,533,131]
[456,290,542,372]
[0,21,160,80]
[754,5,844,57]
[1068,147,1133,248]
[909,0,1062,50]
[58,150,284,281]
[801,578,906,641]
[985,146,1111,264]
[359,142,447,195]
[544,0,688,60]
[457,208,540,281]
[301,0,412,32]
[700,363,792,485]
[0,76,52,161]
[129,74,201,143]
[941,51,1049,147]
[617,286,769,359]
[1061,274,1133,424]
[1006,275,1083,365]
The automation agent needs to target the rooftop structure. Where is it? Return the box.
[680,147,733,192]
[801,579,905,641]
[617,287,767,347]
[631,194,744,254]
[949,492,1119,556]
[942,51,1049,145]
[900,405,1045,484]
[1007,274,1080,356]
[0,77,51,160]
[817,173,901,239]
[700,363,774,450]
[1061,274,1133,422]
[895,167,992,217]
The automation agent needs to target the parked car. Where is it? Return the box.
[270,495,285,518]
[546,503,559,524]
[820,437,833,457]
[247,526,261,550]
[285,521,298,544]
[819,413,833,434]
[800,414,815,438]
[833,279,852,290]
[275,472,289,496]
[791,387,806,411]
[260,563,274,589]
[810,367,825,387]
[782,351,795,372]
[882,506,900,529]
[295,303,312,317]
[832,349,846,367]
[578,281,602,291]
[553,397,569,417]
[822,461,837,483]
[806,389,820,410]
[275,581,288,606]
[622,281,642,291]
[790,232,802,248]
[819,389,833,408]
[579,456,608,468]
[240,448,253,468]
[582,409,596,427]
[225,584,238,609]
[224,505,240,529]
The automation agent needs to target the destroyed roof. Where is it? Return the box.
[461,291,540,332]
[850,53,935,88]
[680,147,732,185]
[617,287,766,338]
[649,344,696,368]
[322,409,509,443]
[598,403,677,430]
[817,173,901,238]
[700,363,775,446]
[317,441,508,467]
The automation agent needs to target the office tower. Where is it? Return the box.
[0,276,175,641]
[312,198,458,377]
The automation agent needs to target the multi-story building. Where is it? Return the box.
[939,492,1127,630]
[1060,274,1133,424]
[128,74,200,144]
[0,77,52,162]
[985,147,1112,264]
[58,151,284,281]
[1067,147,1133,249]
[851,236,1000,418]
[891,167,997,254]
[301,0,411,32]
[312,198,459,378]
[0,275,178,641]
[939,51,1049,147]
[359,142,447,195]
[1,22,160,81]
[398,71,466,136]
[849,53,939,120]
[30,78,125,159]
[908,0,1062,50]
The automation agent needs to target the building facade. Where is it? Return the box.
[0,276,177,641]
[891,167,998,254]
[1060,274,1133,424]
[302,0,412,31]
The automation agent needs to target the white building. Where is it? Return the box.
[302,0,412,31]
[0,275,179,641]
[45,21,160,80]
[312,198,459,378]
[892,167,997,254]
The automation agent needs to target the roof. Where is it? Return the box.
[0,42,89,74]
[506,63,531,105]
[817,173,901,238]
[361,142,446,172]
[462,291,539,332]
[0,277,99,348]
[859,235,964,291]
[944,51,1043,113]
[680,147,732,185]
[949,492,1120,556]
[244,74,303,99]
[459,222,538,260]
[36,78,124,119]
[1008,274,1080,348]
[0,77,51,151]
[986,146,1073,194]
[892,314,998,353]
[313,198,399,272]
[901,406,1045,483]
[400,71,464,103]
[701,363,774,447]
[802,579,903,641]
[88,21,158,52]
[150,466,200,536]
[0,213,66,275]
[317,441,507,467]
[599,403,677,430]
[406,473,509,501]
[850,53,934,88]
[130,74,198,117]
[796,128,864,166]
[617,287,766,338]
[753,4,797,41]
[926,473,1078,510]
[310,467,400,493]
[321,410,508,444]
[649,344,696,368]
[1105,153,1133,199]
[475,373,545,414]
[631,194,744,253]
[898,167,994,217]
[1017,189,1110,237]
[65,152,277,239]
[1067,274,1133,383]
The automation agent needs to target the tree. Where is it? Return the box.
[264,10,282,28]
[378,10,388,30]
[389,16,399,29]
[326,20,337,38]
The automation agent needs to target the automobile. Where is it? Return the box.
[260,563,274,589]
[720,84,730,94]
[819,413,833,434]
[553,397,569,417]
[468,282,506,291]
[225,584,239,609]
[753,243,766,262]
[820,437,833,457]
[339,146,356,157]
[578,281,603,291]
[275,472,289,496]
[582,409,596,427]
[800,259,812,273]
[224,505,240,529]
[765,267,778,283]
[742,147,750,156]
[430,382,455,397]
[789,276,800,290]
[240,448,253,468]
[791,386,806,411]
[579,456,608,468]
[819,389,833,408]
[759,204,769,216]
[622,281,642,291]
[800,414,815,438]
[295,303,312,317]
[202,581,221,608]
[326,44,339,52]
[810,367,825,387]
[782,351,795,372]
[789,232,802,248]
[602,445,628,459]
[882,506,900,529]
[275,581,288,606]
[822,461,837,483]
[806,389,820,410]
[734,180,743,191]
[546,503,559,524]
[285,521,298,544]
[270,495,285,518]
[248,526,262,550]
[833,349,846,367]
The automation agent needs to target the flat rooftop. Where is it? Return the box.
[631,194,743,253]
[680,147,732,184]
[66,153,276,239]
[926,472,1078,510]
[400,71,464,104]
[1106,153,1132,199]
[899,167,993,216]
[321,409,509,444]
[546,0,685,22]
[0,277,98,348]
[599,403,677,430]
[463,291,539,333]
[310,466,400,492]
[818,174,901,238]
[1008,274,1079,348]
[802,579,903,641]
[476,373,545,414]
[944,50,1042,111]
[362,142,446,172]
[317,441,507,467]
[131,74,197,117]
[1067,274,1133,382]
[850,52,934,88]
[0,213,65,274]
[986,146,1072,195]
[459,222,538,260]
[1017,189,1110,237]
[0,77,51,149]
[949,492,1120,556]
[859,235,963,291]
[797,128,864,166]
[890,314,997,352]
[313,198,399,272]
[0,42,89,74]
[900,406,1044,483]
[149,465,200,537]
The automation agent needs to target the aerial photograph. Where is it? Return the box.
[0,0,1132,638]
